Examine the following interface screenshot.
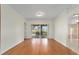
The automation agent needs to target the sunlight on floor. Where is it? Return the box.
[32,38,48,47]
[42,38,48,46]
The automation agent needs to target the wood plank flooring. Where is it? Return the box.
[2,38,77,55]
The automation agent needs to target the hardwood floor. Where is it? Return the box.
[2,38,77,55]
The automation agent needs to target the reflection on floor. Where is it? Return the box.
[2,38,77,55]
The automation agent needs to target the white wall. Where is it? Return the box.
[25,19,54,38]
[54,6,79,53]
[0,5,25,54]
[54,9,69,46]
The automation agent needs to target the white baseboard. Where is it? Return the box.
[67,46,79,54]
[54,38,67,47]
[0,40,24,55]
[54,38,79,54]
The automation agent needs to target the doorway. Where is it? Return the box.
[32,24,48,38]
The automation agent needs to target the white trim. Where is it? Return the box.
[54,38,67,47]
[67,46,79,54]
[0,40,24,55]
[54,38,79,54]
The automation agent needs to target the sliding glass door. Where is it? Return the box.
[32,24,48,38]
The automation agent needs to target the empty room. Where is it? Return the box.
[0,4,79,55]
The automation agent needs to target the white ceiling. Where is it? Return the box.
[8,4,77,20]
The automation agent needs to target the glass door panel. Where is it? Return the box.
[41,24,48,38]
[32,24,41,38]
